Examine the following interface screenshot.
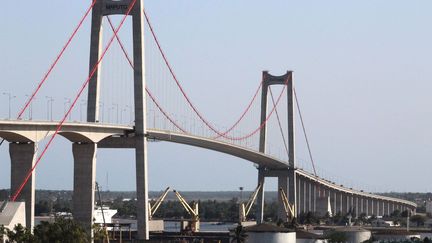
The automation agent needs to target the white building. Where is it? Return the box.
[94,206,118,224]
[0,201,26,243]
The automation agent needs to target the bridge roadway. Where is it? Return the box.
[0,120,416,229]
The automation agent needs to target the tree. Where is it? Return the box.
[410,214,426,227]
[33,217,89,243]
[0,225,6,242]
[391,209,401,218]
[6,224,35,243]
[230,225,247,243]
[327,231,348,243]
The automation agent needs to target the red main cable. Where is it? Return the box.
[213,81,262,139]
[269,87,289,156]
[114,10,286,141]
[226,77,288,141]
[16,0,97,120]
[11,0,137,202]
[143,9,263,139]
[293,87,317,177]
[106,16,186,133]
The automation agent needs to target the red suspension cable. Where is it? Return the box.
[214,81,262,138]
[106,16,186,133]
[143,9,262,139]
[107,16,134,68]
[112,9,286,141]
[226,78,288,141]
[293,88,317,177]
[269,87,289,156]
[147,89,187,133]
[16,0,97,120]
[11,0,137,202]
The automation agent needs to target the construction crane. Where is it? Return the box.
[148,187,171,219]
[95,182,110,243]
[239,183,262,222]
[173,190,199,232]
[279,187,295,220]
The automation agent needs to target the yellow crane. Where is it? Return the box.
[148,187,171,219]
[173,190,199,232]
[239,184,262,222]
[279,187,295,220]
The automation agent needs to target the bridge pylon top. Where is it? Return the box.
[262,70,293,87]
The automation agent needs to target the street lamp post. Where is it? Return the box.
[25,94,35,120]
[120,107,125,124]
[112,103,119,124]
[99,101,104,123]
[80,100,87,122]
[149,109,156,128]
[126,105,133,124]
[3,92,16,119]
[64,98,71,121]
[45,96,54,121]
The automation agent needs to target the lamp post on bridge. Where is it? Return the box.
[112,103,119,124]
[149,109,156,128]
[80,100,87,122]
[45,96,54,121]
[108,106,114,124]
[120,107,125,124]
[99,101,104,123]
[126,105,133,124]
[64,98,71,121]
[3,92,16,120]
[25,94,35,120]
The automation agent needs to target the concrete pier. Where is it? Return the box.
[72,142,97,234]
[10,142,36,230]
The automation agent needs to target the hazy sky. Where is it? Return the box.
[0,1,431,193]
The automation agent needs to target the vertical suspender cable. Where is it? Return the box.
[293,88,317,177]
[11,0,137,202]
[0,0,97,147]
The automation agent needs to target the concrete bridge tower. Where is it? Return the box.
[75,0,149,240]
[256,71,296,223]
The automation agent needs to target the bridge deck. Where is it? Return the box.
[0,120,416,208]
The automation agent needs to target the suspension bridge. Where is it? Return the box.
[0,0,416,240]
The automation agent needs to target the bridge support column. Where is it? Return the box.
[369,199,373,216]
[297,177,302,214]
[135,135,149,240]
[302,179,307,213]
[385,201,389,216]
[312,183,317,212]
[10,142,36,230]
[72,142,97,236]
[278,176,288,221]
[338,192,343,214]
[288,169,297,218]
[342,193,348,214]
[256,168,266,223]
[306,180,311,213]
[332,190,337,215]
[355,196,359,217]
[376,200,380,216]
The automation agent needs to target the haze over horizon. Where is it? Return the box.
[0,1,431,193]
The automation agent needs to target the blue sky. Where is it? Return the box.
[0,1,431,192]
